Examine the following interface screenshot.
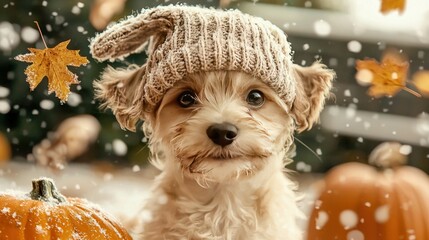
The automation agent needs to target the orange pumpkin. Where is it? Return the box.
[307,142,429,240]
[0,178,132,240]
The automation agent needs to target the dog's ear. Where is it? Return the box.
[93,65,147,131]
[290,62,335,132]
[90,11,174,131]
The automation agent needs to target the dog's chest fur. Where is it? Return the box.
[137,164,302,240]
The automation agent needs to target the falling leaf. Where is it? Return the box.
[355,53,420,98]
[412,71,429,97]
[356,56,407,97]
[380,0,406,14]
[15,39,88,102]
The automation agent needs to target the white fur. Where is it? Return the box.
[129,71,305,240]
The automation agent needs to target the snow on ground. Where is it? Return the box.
[0,162,156,222]
[0,161,322,236]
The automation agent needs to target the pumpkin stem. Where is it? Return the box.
[30,177,67,204]
[368,142,408,169]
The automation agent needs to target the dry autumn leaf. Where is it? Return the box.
[380,0,406,14]
[15,40,88,102]
[355,53,420,98]
[15,22,88,102]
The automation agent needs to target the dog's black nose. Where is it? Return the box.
[206,122,238,147]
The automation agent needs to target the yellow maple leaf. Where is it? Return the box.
[380,0,406,14]
[355,53,420,98]
[15,39,88,102]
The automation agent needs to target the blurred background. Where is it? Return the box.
[1,0,429,173]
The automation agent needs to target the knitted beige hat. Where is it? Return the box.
[91,6,295,105]
[90,5,334,131]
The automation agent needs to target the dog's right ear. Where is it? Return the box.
[93,65,147,132]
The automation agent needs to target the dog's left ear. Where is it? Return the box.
[290,62,335,132]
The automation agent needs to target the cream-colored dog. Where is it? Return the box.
[90,5,334,240]
[96,65,333,240]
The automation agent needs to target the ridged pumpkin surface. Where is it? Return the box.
[0,178,132,240]
[307,162,429,240]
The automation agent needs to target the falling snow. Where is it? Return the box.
[0,21,20,52]
[303,43,310,51]
[67,92,82,107]
[347,40,362,53]
[55,16,65,25]
[399,145,412,155]
[0,86,10,97]
[339,209,358,229]
[45,24,52,32]
[40,100,55,110]
[374,205,389,223]
[329,58,338,67]
[296,161,312,172]
[313,19,331,37]
[71,6,81,15]
[35,225,46,235]
[112,139,128,156]
[1,207,10,214]
[21,26,39,43]
[0,100,11,114]
[356,69,374,86]
[304,1,312,8]
[344,89,352,97]
[132,165,141,172]
[347,230,365,240]
[315,211,329,230]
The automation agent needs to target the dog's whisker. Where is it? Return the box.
[293,136,323,162]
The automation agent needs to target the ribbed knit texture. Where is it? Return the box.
[90,5,296,112]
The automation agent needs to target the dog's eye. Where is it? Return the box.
[246,90,265,107]
[177,90,197,108]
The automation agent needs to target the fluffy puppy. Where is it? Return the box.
[96,65,332,240]
[90,5,334,240]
